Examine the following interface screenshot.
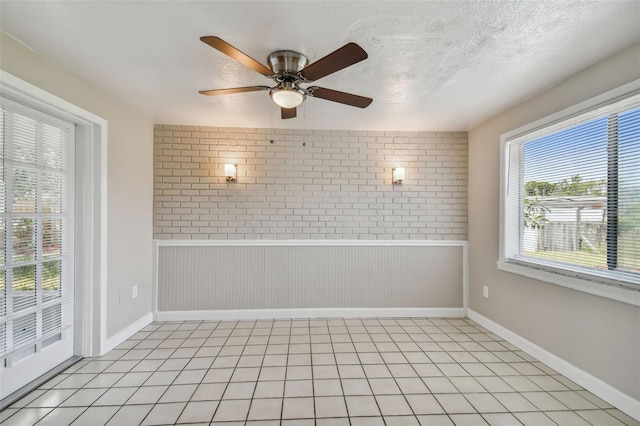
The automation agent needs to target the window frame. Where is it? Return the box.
[499,80,640,307]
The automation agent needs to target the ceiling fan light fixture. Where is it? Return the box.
[199,37,372,119]
[270,86,306,109]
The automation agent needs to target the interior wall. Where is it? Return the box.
[157,243,465,312]
[0,32,154,337]
[468,43,640,400]
[154,126,468,240]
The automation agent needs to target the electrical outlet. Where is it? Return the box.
[483,285,489,298]
[132,285,138,299]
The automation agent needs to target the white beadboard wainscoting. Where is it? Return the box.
[153,240,468,321]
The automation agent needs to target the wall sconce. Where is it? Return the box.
[224,163,237,182]
[392,167,405,185]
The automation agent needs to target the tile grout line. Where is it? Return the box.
[242,318,268,423]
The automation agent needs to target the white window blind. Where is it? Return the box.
[0,98,74,364]
[504,93,640,291]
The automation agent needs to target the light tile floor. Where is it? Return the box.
[1,317,638,425]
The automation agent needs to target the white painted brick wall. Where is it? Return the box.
[154,125,468,240]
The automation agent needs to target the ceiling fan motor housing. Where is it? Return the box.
[267,50,309,76]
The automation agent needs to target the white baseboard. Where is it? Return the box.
[155,307,466,322]
[467,309,640,422]
[102,312,153,355]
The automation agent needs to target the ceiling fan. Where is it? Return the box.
[199,36,373,119]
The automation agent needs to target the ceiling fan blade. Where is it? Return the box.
[300,42,368,82]
[281,107,297,119]
[201,36,273,77]
[309,87,373,108]
[199,86,270,96]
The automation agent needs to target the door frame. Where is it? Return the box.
[1,70,108,358]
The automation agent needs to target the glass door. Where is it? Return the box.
[0,98,75,400]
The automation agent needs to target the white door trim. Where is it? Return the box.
[1,70,109,357]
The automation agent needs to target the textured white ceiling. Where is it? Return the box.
[1,1,639,131]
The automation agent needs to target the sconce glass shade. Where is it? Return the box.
[392,167,405,184]
[225,163,237,182]
[270,87,305,109]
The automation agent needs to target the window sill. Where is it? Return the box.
[497,259,640,307]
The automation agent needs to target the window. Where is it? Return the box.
[501,87,640,299]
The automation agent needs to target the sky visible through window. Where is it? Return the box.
[524,116,607,186]
[524,107,639,191]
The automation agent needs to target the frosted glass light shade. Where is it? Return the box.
[225,163,237,182]
[270,89,305,109]
[392,167,405,184]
